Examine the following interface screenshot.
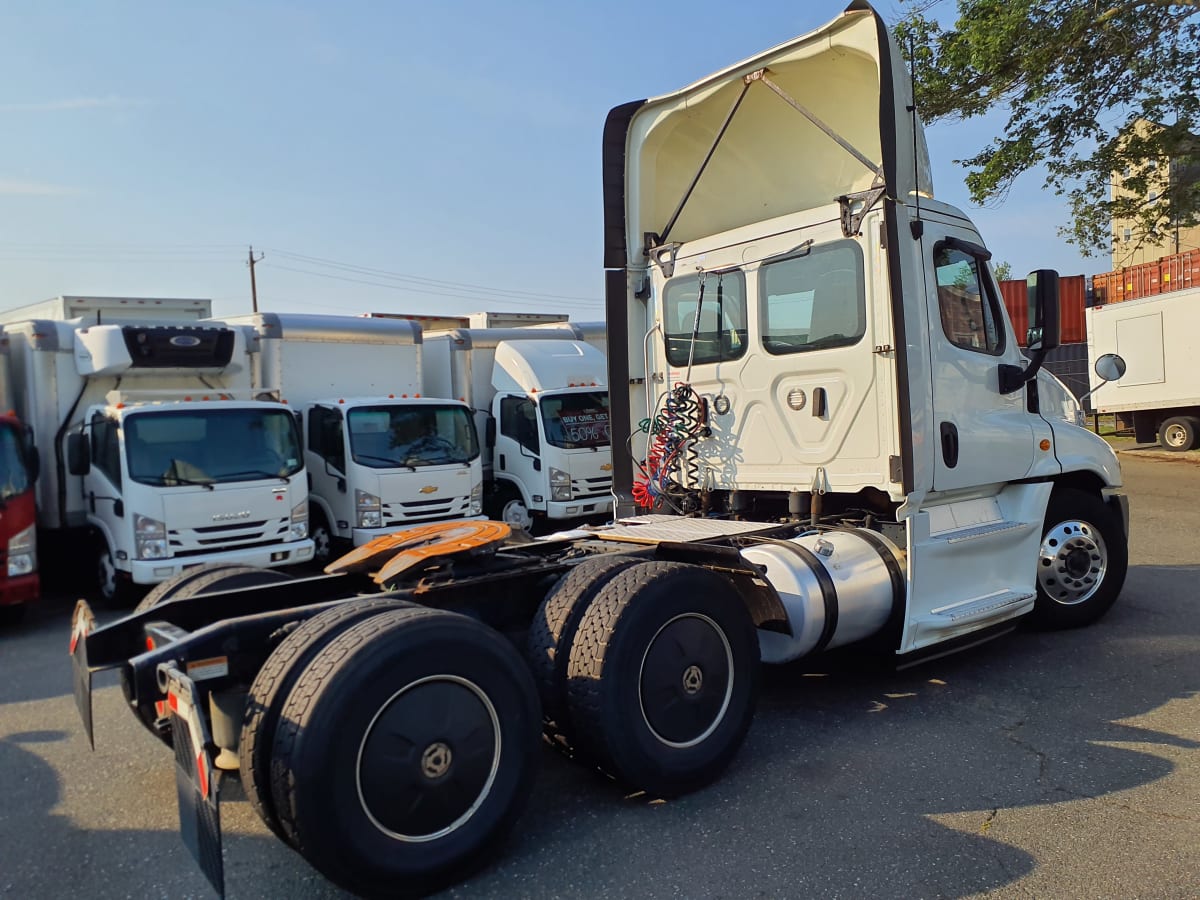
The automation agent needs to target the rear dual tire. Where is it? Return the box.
[267,607,541,898]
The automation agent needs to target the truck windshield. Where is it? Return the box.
[348,404,479,469]
[125,408,303,486]
[540,392,610,449]
[0,424,31,500]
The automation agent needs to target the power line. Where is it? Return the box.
[265,247,604,304]
[258,262,604,310]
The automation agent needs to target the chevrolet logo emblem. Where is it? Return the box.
[419,485,438,494]
[600,463,612,471]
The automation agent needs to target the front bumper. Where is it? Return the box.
[545,496,614,521]
[128,539,315,585]
[0,572,40,607]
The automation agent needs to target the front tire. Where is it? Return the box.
[309,505,335,567]
[565,561,760,798]
[92,537,134,607]
[269,607,541,897]
[488,484,533,533]
[1027,488,1128,629]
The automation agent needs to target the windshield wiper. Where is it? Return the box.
[221,469,290,483]
[166,475,215,491]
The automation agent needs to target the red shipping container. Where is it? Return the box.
[998,275,1085,346]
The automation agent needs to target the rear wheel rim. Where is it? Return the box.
[1038,519,1108,606]
[356,675,501,842]
[1164,423,1188,448]
[638,613,734,748]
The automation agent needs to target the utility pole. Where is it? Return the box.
[248,245,265,312]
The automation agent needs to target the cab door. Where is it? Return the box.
[493,394,544,509]
[924,227,1034,491]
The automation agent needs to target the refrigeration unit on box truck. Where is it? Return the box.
[1086,284,1200,450]
[0,301,314,603]
[423,326,613,530]
[69,5,1132,898]
[226,312,484,565]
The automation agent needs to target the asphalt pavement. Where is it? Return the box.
[1,451,1197,899]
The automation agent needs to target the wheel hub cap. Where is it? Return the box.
[639,613,734,748]
[681,665,704,695]
[421,742,453,779]
[1038,519,1108,606]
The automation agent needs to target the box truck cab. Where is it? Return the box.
[228,313,484,564]
[0,311,313,603]
[424,330,613,531]
[0,412,39,623]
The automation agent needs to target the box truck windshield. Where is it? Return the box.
[540,392,610,449]
[347,403,479,469]
[125,408,302,485]
[0,425,32,500]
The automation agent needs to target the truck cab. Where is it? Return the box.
[0,413,39,623]
[304,396,483,561]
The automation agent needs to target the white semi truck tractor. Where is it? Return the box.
[69,5,1128,897]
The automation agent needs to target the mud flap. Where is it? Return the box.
[69,600,96,750]
[161,665,225,899]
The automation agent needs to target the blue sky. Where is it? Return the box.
[0,1,1101,322]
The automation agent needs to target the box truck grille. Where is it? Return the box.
[169,516,290,557]
[571,476,612,499]
[384,495,473,525]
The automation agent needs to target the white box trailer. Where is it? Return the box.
[423,325,612,529]
[228,313,484,563]
[0,295,212,325]
[0,299,314,602]
[1086,286,1200,450]
[361,310,569,332]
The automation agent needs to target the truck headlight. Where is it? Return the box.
[356,489,382,528]
[290,501,309,540]
[7,523,36,576]
[550,467,572,502]
[135,514,169,560]
[470,481,483,515]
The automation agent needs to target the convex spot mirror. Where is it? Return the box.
[1094,353,1127,383]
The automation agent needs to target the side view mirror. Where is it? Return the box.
[1077,353,1126,406]
[1000,268,1062,393]
[67,432,91,475]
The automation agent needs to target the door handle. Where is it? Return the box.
[812,387,827,418]
[499,453,506,471]
[940,422,959,468]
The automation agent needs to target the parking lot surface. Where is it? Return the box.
[1,452,1197,899]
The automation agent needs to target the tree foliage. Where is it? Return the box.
[894,1,1200,257]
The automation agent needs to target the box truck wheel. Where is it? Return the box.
[1028,488,1128,630]
[268,607,540,897]
[239,596,416,845]
[309,506,335,567]
[91,537,135,608]
[1158,416,1200,451]
[527,554,641,743]
[488,484,533,532]
[125,565,294,747]
[565,561,760,798]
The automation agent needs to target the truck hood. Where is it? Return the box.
[603,0,932,268]
[160,481,296,530]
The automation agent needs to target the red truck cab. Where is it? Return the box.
[0,413,38,624]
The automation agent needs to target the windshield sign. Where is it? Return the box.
[541,392,610,449]
[125,408,303,486]
[348,404,479,469]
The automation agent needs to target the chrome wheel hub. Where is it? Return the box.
[421,742,453,779]
[682,665,704,695]
[1038,519,1108,606]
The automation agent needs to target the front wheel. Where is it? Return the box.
[309,505,335,567]
[488,484,533,533]
[92,537,135,607]
[1027,488,1128,630]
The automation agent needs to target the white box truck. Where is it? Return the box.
[71,6,1132,898]
[1086,286,1200,450]
[362,310,569,331]
[228,313,484,564]
[423,325,613,529]
[0,299,314,603]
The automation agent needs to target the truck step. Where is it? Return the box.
[935,520,1036,544]
[923,589,1035,626]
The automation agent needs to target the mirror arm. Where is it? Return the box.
[998,347,1048,394]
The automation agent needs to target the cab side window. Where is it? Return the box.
[308,406,345,472]
[500,396,539,455]
[91,413,121,488]
[934,243,1005,354]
